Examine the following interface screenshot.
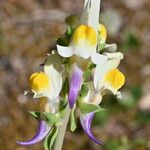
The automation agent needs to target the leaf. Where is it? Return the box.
[56,37,69,46]
[42,113,60,126]
[61,78,69,99]
[87,63,96,70]
[29,111,60,126]
[70,107,77,132]
[83,70,92,81]
[79,101,105,114]
[65,26,74,40]
[58,98,68,118]
[29,111,41,120]
[80,83,89,98]
[44,126,58,150]
[65,14,79,28]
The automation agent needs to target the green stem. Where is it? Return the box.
[53,104,71,150]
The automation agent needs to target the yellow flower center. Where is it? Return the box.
[98,24,107,42]
[104,69,125,90]
[29,72,50,92]
[73,25,97,45]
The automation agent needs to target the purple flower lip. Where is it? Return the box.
[80,112,103,145]
[16,120,50,146]
[69,65,83,108]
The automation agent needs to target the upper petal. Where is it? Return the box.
[16,120,50,145]
[80,112,103,145]
[57,45,74,57]
[91,53,107,65]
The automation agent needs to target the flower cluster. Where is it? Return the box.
[17,0,125,149]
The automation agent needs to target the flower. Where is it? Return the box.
[17,61,63,146]
[16,120,51,145]
[29,64,62,112]
[94,52,125,98]
[57,25,107,65]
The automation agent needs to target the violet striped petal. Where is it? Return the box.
[69,65,83,108]
[80,112,103,145]
[16,120,50,145]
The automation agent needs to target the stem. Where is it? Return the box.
[53,104,71,150]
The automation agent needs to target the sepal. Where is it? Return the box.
[80,83,89,98]
[78,101,105,114]
[29,111,60,126]
[70,106,77,132]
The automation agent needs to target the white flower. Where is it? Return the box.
[29,64,62,112]
[94,52,125,98]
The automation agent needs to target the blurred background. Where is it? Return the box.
[0,0,150,149]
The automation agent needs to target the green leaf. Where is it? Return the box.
[65,26,74,40]
[29,111,60,125]
[44,126,58,150]
[56,37,69,46]
[58,98,68,117]
[83,70,92,81]
[70,107,77,132]
[79,101,105,114]
[80,83,89,98]
[65,14,79,28]
[87,63,96,70]
[61,78,69,99]
[28,111,41,120]
[42,113,60,126]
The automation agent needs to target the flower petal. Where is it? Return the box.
[94,52,123,91]
[74,44,95,59]
[105,43,117,52]
[80,112,103,145]
[91,53,107,65]
[57,45,74,57]
[80,0,90,25]
[44,65,62,100]
[88,0,101,31]
[16,120,50,145]
[69,65,83,108]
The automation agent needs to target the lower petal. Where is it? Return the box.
[69,65,83,108]
[80,112,103,145]
[16,120,50,146]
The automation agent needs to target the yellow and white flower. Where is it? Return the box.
[57,24,107,65]
[29,64,62,112]
[94,52,125,98]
